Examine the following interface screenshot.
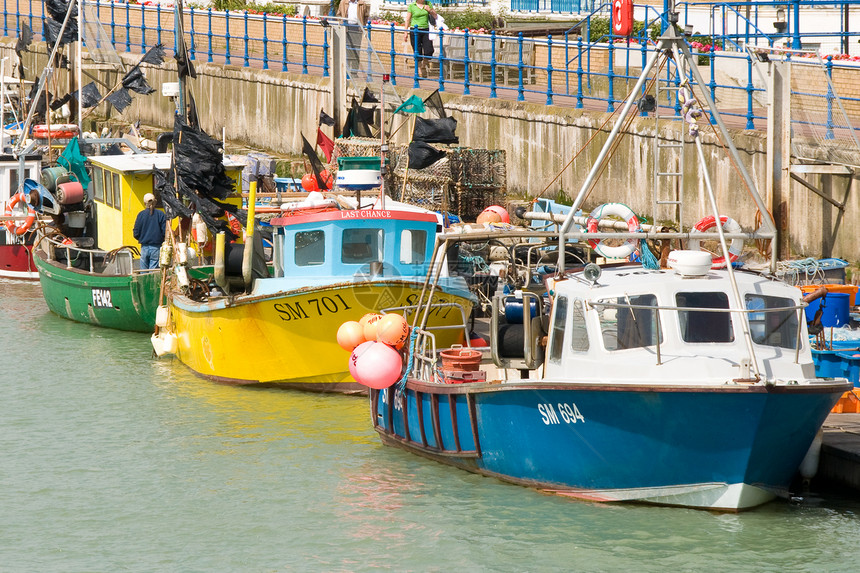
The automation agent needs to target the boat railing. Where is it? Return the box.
[588,300,806,365]
[38,234,146,276]
[490,291,546,371]
[383,301,472,348]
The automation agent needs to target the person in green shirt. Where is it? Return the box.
[403,0,437,77]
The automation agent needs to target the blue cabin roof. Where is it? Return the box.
[263,209,441,290]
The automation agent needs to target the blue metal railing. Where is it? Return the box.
[7,0,859,137]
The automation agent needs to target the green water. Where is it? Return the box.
[3,279,860,572]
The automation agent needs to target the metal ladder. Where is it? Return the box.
[651,55,686,229]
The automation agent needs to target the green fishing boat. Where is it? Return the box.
[34,152,243,332]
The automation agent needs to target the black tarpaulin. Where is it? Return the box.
[43,18,77,46]
[172,115,234,200]
[412,116,458,144]
[407,141,446,170]
[122,66,155,95]
[105,88,132,112]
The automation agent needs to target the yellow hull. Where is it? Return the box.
[169,281,473,392]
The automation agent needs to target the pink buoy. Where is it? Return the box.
[361,313,384,342]
[352,341,403,389]
[477,205,510,224]
[376,313,409,349]
[56,181,85,205]
[337,320,366,352]
[349,340,375,380]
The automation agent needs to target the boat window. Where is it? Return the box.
[570,299,589,352]
[399,229,427,265]
[112,173,121,209]
[548,296,568,362]
[92,167,104,202]
[342,228,382,264]
[103,171,113,207]
[295,230,325,266]
[745,294,798,349]
[676,292,734,343]
[599,294,661,350]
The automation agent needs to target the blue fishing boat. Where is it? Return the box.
[368,23,850,510]
[372,247,849,510]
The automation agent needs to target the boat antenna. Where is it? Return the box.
[379,73,389,210]
[174,0,187,122]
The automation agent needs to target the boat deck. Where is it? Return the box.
[820,413,860,493]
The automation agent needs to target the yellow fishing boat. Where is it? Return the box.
[162,204,475,393]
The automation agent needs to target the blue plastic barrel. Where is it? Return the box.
[805,292,851,327]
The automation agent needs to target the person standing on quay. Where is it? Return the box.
[403,0,436,78]
[337,0,370,76]
[133,193,166,270]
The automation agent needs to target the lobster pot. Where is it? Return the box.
[392,147,507,222]
[327,138,391,178]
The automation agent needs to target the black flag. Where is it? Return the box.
[362,86,379,103]
[301,133,327,189]
[122,66,155,95]
[412,117,458,144]
[77,82,103,108]
[408,141,446,170]
[319,109,335,127]
[174,8,197,80]
[15,21,32,53]
[140,43,167,66]
[423,89,447,118]
[105,88,133,113]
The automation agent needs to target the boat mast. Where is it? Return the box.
[175,0,187,122]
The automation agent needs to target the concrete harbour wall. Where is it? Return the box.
[6,41,859,263]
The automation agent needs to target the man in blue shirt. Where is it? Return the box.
[133,192,166,270]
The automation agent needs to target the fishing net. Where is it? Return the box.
[751,47,860,167]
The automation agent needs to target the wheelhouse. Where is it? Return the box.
[267,209,442,286]
[544,267,811,383]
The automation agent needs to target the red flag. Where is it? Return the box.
[316,128,334,162]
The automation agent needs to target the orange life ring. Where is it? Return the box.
[4,192,36,236]
[32,124,79,140]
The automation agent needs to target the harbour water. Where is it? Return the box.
[3,278,860,572]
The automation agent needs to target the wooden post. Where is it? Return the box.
[765,60,791,262]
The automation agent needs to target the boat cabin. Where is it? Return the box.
[263,208,442,293]
[87,153,244,251]
[537,264,812,384]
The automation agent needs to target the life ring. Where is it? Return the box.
[4,192,36,236]
[32,124,79,140]
[585,202,639,259]
[687,215,744,269]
